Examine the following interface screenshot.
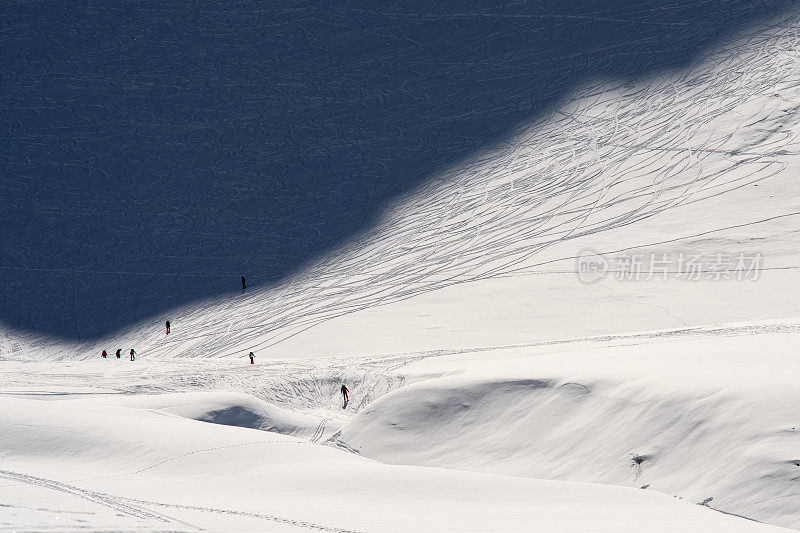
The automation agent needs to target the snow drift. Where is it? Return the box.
[119,391,334,440]
[333,328,800,527]
[0,393,792,532]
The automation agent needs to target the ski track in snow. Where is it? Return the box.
[2,5,800,533]
[6,6,798,363]
[108,497,365,533]
[1,321,797,412]
[0,469,200,531]
[3,322,799,530]
[1,469,363,533]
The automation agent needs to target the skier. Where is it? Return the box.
[115,348,121,359]
[248,351,255,364]
[101,350,107,358]
[340,384,349,407]
[130,348,136,361]
[241,275,246,291]
[165,320,170,335]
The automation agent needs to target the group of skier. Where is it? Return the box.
[97,277,351,405]
[98,275,244,362]
[101,348,136,361]
[100,318,173,360]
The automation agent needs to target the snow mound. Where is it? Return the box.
[117,391,340,441]
[333,329,800,528]
[0,395,791,532]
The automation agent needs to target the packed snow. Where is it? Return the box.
[3,1,800,532]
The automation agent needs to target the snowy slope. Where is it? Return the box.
[1,324,799,530]
[5,0,798,362]
[0,388,794,533]
[3,0,798,340]
[2,2,800,532]
[333,325,800,527]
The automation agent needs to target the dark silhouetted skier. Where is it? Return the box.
[248,351,255,364]
[101,350,107,358]
[130,348,135,361]
[241,275,246,291]
[341,384,349,408]
[115,349,121,359]
[165,320,170,335]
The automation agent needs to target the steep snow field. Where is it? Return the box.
[3,0,797,340]
[6,0,800,362]
[3,2,800,532]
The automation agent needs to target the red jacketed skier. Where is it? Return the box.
[341,384,349,403]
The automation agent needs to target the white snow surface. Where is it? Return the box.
[2,326,800,531]
[0,390,788,533]
[3,4,800,533]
